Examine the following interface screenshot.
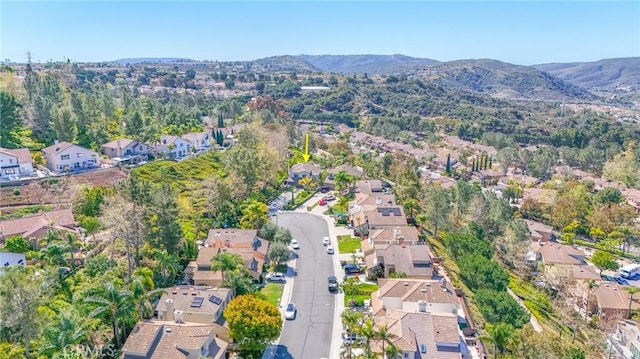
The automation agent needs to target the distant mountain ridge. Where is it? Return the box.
[533,57,640,90]
[298,54,441,74]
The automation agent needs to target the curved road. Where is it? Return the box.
[274,212,336,359]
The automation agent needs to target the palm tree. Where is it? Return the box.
[384,342,403,359]
[334,170,351,193]
[402,198,420,219]
[153,249,180,287]
[65,233,78,271]
[341,310,364,359]
[39,308,91,356]
[211,252,244,283]
[222,268,255,296]
[625,286,640,319]
[481,322,514,359]
[131,267,165,321]
[357,319,377,358]
[85,281,135,348]
[240,200,269,229]
[374,323,397,357]
[41,242,69,267]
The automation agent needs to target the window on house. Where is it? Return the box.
[8,159,13,164]
[4,169,15,175]
[77,153,83,158]
[61,154,70,160]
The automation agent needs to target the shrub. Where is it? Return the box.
[12,188,20,196]
[474,289,530,328]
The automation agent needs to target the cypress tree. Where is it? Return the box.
[488,156,493,169]
[217,114,224,128]
[445,154,451,175]
[217,130,224,146]
[472,159,477,172]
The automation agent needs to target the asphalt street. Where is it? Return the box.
[274,212,336,359]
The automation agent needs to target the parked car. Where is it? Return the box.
[322,237,330,246]
[328,275,339,292]
[290,239,300,249]
[601,274,614,282]
[327,246,335,255]
[342,332,360,345]
[325,194,336,201]
[285,302,297,320]
[266,273,286,283]
[319,198,327,206]
[615,276,630,285]
[344,264,360,274]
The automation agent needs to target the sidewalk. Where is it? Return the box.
[506,287,543,333]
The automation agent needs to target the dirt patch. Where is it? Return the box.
[0,168,129,209]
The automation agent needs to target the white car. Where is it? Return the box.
[290,239,300,249]
[284,302,297,320]
[266,273,286,283]
[325,194,336,201]
[322,237,330,246]
[327,246,334,255]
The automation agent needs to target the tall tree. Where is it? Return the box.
[421,185,452,236]
[590,250,618,275]
[147,184,182,252]
[625,286,640,319]
[0,266,56,359]
[267,242,291,267]
[0,91,23,148]
[50,106,78,143]
[445,153,452,174]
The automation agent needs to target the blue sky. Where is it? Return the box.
[1,1,638,65]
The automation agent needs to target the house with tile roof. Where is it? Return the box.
[524,219,555,242]
[121,321,228,359]
[354,179,384,195]
[587,282,640,320]
[0,147,34,178]
[323,164,363,190]
[193,229,268,287]
[362,243,433,279]
[101,138,151,159]
[352,205,408,236]
[372,310,463,359]
[370,279,465,323]
[0,208,77,242]
[155,286,232,325]
[41,141,100,172]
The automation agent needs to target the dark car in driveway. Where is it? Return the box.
[343,264,360,274]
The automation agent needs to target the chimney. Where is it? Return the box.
[418,300,427,313]
[54,139,59,145]
[166,299,174,321]
[376,197,382,206]
[174,310,184,324]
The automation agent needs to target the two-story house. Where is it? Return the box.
[41,141,100,172]
[287,162,322,187]
[182,131,213,153]
[0,147,34,179]
[193,229,269,287]
[372,310,464,359]
[363,243,433,279]
[155,286,232,325]
[100,138,151,159]
[153,135,192,160]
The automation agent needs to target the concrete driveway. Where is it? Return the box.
[273,212,336,359]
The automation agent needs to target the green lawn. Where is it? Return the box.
[338,235,361,254]
[262,282,285,307]
[344,280,378,306]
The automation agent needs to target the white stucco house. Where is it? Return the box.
[182,131,212,153]
[41,141,100,172]
[0,147,34,178]
[153,135,192,160]
[101,138,152,159]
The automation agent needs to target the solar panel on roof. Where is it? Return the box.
[190,296,204,308]
[209,295,223,305]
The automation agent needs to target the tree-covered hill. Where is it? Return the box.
[412,59,597,101]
